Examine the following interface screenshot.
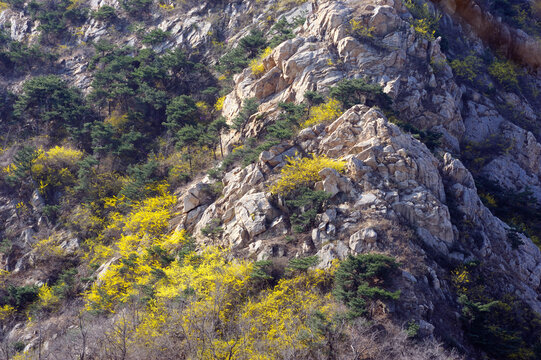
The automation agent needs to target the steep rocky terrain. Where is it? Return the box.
[1,0,541,359]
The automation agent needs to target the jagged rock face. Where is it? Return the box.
[187,104,541,317]
[0,0,282,91]
[181,0,541,303]
[435,0,541,69]
[441,152,541,312]
[316,106,455,253]
[1,0,541,354]
[223,0,464,152]
[196,0,541,334]
[222,0,541,203]
[0,8,38,42]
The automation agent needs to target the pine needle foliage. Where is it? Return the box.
[328,78,390,109]
[333,253,400,318]
[286,187,331,233]
[286,256,320,274]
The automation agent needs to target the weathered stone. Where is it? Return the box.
[60,238,79,254]
[183,193,200,213]
[20,228,35,247]
[316,244,337,269]
[181,182,215,213]
[418,320,435,338]
[368,5,400,36]
[318,168,353,196]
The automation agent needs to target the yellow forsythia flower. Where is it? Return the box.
[269,154,346,196]
[250,47,273,77]
[302,98,343,128]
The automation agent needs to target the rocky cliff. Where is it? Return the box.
[1,0,541,359]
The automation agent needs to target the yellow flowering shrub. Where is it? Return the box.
[349,18,375,39]
[38,284,61,310]
[105,112,129,129]
[403,0,441,41]
[84,190,180,313]
[122,195,175,238]
[158,2,174,10]
[79,179,345,358]
[68,203,106,239]
[0,304,15,321]
[15,202,29,217]
[451,264,485,300]
[33,146,83,170]
[31,146,83,194]
[157,246,252,299]
[81,184,179,312]
[85,254,143,312]
[269,154,347,196]
[33,235,66,260]
[2,163,16,175]
[488,60,519,90]
[11,353,28,360]
[66,0,82,10]
[301,98,343,128]
[97,186,175,244]
[450,55,482,83]
[85,243,113,263]
[196,101,210,115]
[412,18,435,39]
[159,149,214,185]
[85,229,187,312]
[0,269,9,283]
[214,95,226,111]
[250,47,272,77]
[452,267,471,295]
[128,247,339,359]
[85,218,342,357]
[235,271,336,357]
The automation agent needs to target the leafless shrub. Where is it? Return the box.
[348,319,463,360]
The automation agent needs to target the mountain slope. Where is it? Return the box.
[1,0,541,359]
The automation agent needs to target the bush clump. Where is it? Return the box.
[142,29,170,45]
[403,0,441,41]
[3,146,38,189]
[302,98,343,128]
[269,154,346,196]
[461,134,513,174]
[349,18,375,40]
[217,29,267,76]
[488,60,519,91]
[0,29,56,74]
[14,75,89,137]
[120,0,153,18]
[250,47,272,77]
[450,54,483,84]
[29,146,83,203]
[92,5,117,22]
[268,17,304,48]
[285,255,320,274]
[452,263,541,359]
[232,97,259,130]
[329,78,390,109]
[286,187,331,233]
[333,253,400,318]
[0,285,39,311]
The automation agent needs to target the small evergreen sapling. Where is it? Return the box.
[333,253,400,318]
